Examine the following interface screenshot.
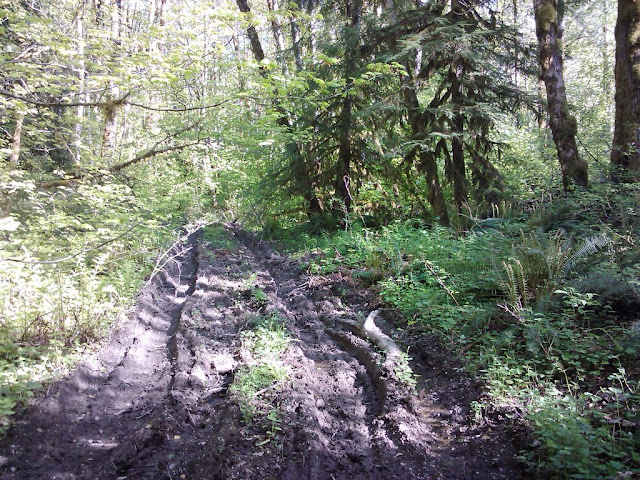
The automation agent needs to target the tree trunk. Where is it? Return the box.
[533,0,588,189]
[418,148,450,225]
[101,98,119,157]
[101,0,124,158]
[75,0,86,158]
[611,0,640,181]
[153,0,166,26]
[450,58,468,210]
[334,0,363,215]
[235,0,266,64]
[290,4,304,71]
[335,93,354,213]
[401,77,450,225]
[235,0,322,217]
[386,0,449,224]
[266,0,288,74]
[9,115,24,169]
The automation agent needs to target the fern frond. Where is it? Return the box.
[515,259,528,307]
[564,234,612,273]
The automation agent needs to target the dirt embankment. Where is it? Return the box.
[0,226,524,479]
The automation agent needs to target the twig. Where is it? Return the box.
[0,221,145,264]
[144,224,204,288]
[423,261,460,306]
[126,98,232,112]
[253,382,281,397]
[144,245,192,289]
[287,281,309,297]
[38,139,201,187]
[0,88,232,112]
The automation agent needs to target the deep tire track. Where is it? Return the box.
[0,225,524,480]
[0,231,201,479]
[230,228,430,479]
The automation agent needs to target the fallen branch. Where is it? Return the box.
[335,310,404,367]
[38,140,200,188]
[0,88,129,108]
[144,223,204,289]
[145,240,192,290]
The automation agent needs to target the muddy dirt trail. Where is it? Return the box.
[0,225,524,480]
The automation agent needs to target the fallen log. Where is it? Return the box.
[336,310,403,367]
[360,310,403,365]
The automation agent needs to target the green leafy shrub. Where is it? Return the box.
[0,155,211,431]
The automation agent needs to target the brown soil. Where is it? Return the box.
[0,225,525,479]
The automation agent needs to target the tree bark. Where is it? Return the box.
[401,79,450,225]
[75,0,87,158]
[443,0,470,210]
[235,0,266,64]
[9,115,24,169]
[101,97,120,157]
[290,4,304,71]
[153,0,166,26]
[611,0,640,181]
[533,0,588,189]
[450,58,468,210]
[235,0,322,216]
[386,0,449,224]
[334,0,363,215]
[266,0,288,74]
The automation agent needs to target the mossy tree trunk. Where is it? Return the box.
[333,0,363,216]
[449,0,469,210]
[401,78,450,225]
[385,0,449,225]
[450,58,468,210]
[236,0,323,217]
[534,0,588,189]
[9,115,24,169]
[611,0,640,181]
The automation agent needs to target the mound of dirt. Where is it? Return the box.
[0,225,524,479]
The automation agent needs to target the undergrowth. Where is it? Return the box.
[0,160,214,432]
[264,183,640,479]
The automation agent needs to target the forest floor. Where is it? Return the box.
[0,225,525,480]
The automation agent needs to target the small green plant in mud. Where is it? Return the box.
[256,406,284,446]
[190,308,204,327]
[244,272,259,287]
[201,224,236,251]
[393,351,418,390]
[230,313,290,442]
[251,287,268,308]
[243,273,269,308]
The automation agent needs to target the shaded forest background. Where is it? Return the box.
[1,0,639,478]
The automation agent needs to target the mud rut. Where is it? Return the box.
[0,226,523,480]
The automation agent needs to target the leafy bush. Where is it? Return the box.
[0,156,211,431]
